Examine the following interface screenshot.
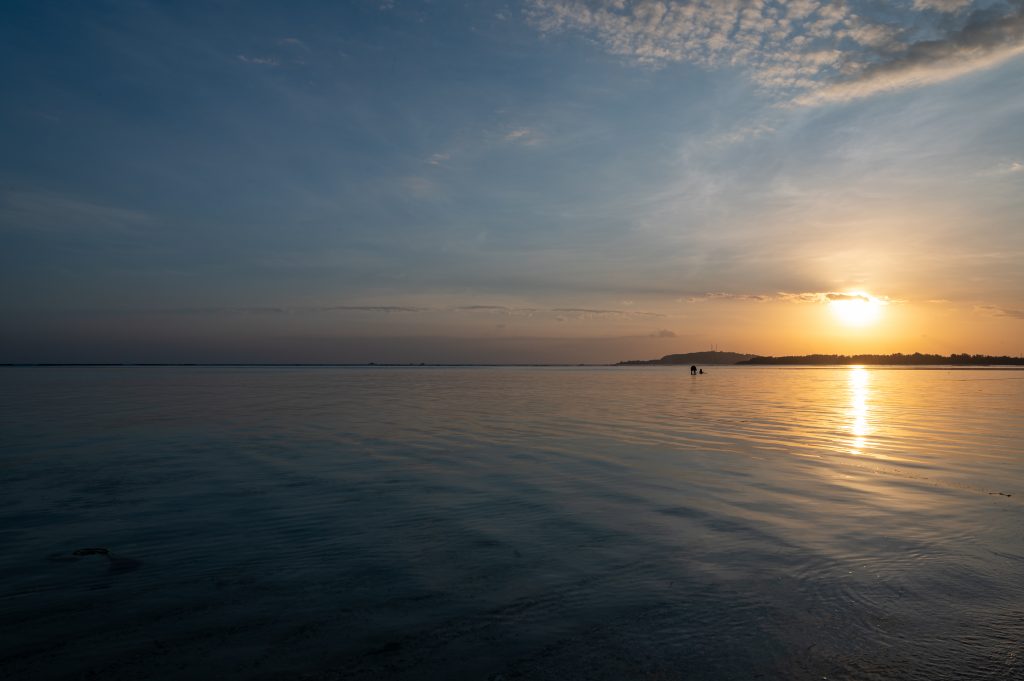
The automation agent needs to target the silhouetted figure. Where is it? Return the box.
[699,369,704,374]
[690,365,697,375]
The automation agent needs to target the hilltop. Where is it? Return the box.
[617,351,759,366]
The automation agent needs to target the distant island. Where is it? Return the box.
[619,352,1024,366]
[618,351,759,365]
[739,353,1024,366]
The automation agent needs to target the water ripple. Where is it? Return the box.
[1,366,1021,680]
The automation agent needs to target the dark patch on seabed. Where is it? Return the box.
[46,548,144,575]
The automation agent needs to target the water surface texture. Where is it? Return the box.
[2,366,1022,680]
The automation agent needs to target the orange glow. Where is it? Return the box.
[829,293,884,327]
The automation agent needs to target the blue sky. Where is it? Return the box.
[2,0,1023,362]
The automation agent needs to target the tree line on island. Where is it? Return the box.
[618,351,1024,366]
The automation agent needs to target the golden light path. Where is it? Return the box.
[848,366,869,454]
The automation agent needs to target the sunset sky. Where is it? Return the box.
[2,0,1023,363]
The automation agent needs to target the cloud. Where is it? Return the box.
[685,291,894,305]
[452,305,538,316]
[324,305,427,313]
[913,0,973,11]
[278,37,310,52]
[453,306,666,319]
[677,291,908,307]
[551,307,665,318]
[710,124,776,146]
[162,307,290,316]
[237,55,279,66]
[528,0,881,92]
[0,190,152,234]
[778,291,893,305]
[427,152,450,165]
[528,1,1024,105]
[976,304,1024,320]
[402,176,437,199]
[504,127,543,145]
[795,8,1024,105]
[454,305,514,312]
[683,292,770,303]
[154,305,429,316]
[651,329,677,337]
[775,292,827,303]
[825,292,871,303]
[127,304,671,320]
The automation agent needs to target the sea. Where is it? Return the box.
[1,365,1022,680]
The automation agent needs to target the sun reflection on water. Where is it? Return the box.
[849,366,869,454]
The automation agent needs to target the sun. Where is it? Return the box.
[828,292,884,326]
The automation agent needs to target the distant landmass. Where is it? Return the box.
[619,351,1024,366]
[617,351,759,365]
[739,353,1024,366]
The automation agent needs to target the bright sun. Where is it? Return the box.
[828,292,884,326]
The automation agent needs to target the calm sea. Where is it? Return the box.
[1,366,1022,680]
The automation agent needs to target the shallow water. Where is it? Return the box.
[1,366,1022,680]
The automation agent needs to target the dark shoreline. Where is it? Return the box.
[620,352,1024,367]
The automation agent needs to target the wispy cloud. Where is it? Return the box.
[452,305,538,316]
[684,291,896,305]
[278,37,310,52]
[976,304,1024,320]
[159,307,291,316]
[127,304,668,319]
[913,0,973,11]
[324,305,427,313]
[775,292,826,304]
[551,307,665,318]
[796,8,1024,106]
[825,292,872,303]
[0,190,153,234]
[156,305,428,316]
[402,176,438,199]
[528,1,1024,105]
[504,127,544,145]
[978,159,1024,176]
[237,54,280,66]
[777,291,891,305]
[165,296,917,320]
[684,292,770,303]
[710,124,776,146]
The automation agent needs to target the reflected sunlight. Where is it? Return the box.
[829,292,884,327]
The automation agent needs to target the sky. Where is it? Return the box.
[1,0,1023,363]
